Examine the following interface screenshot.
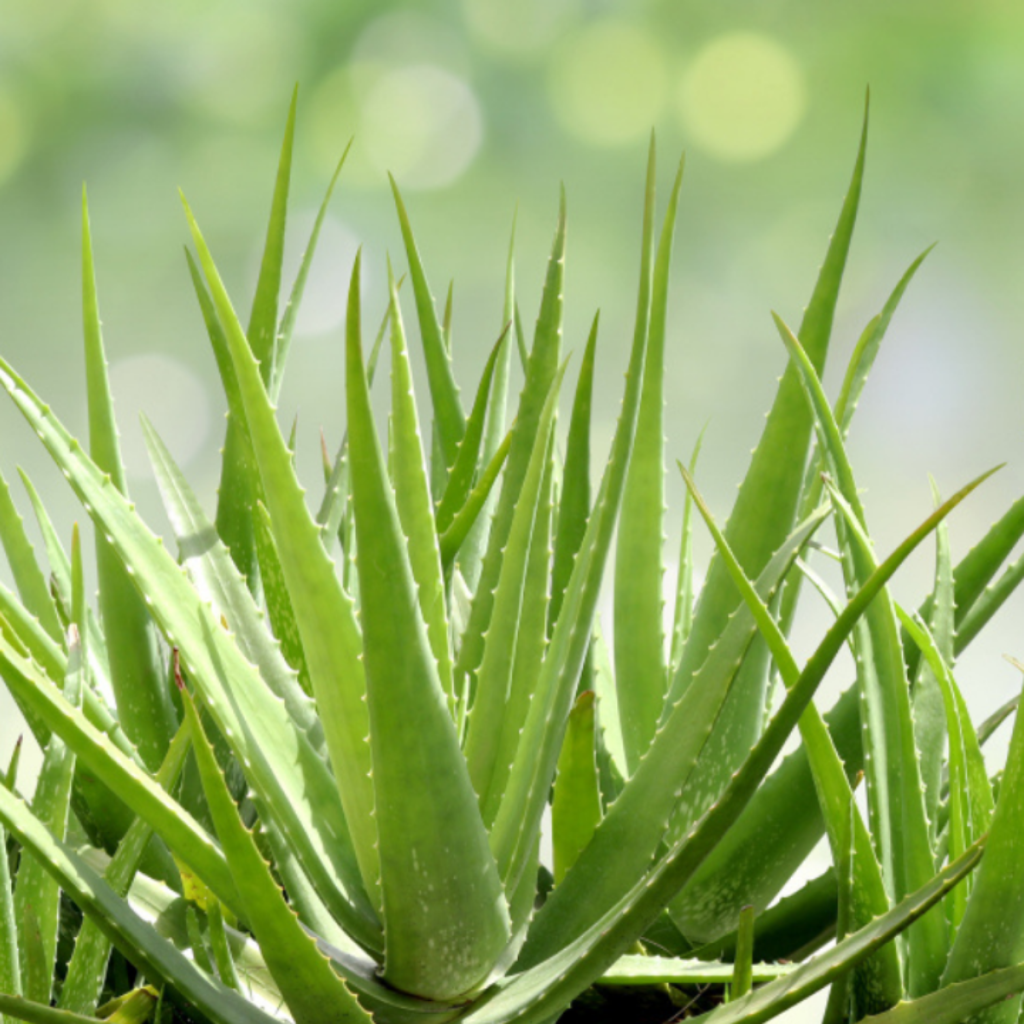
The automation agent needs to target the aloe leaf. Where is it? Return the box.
[182,197,382,915]
[387,259,454,707]
[316,283,401,548]
[456,214,517,591]
[59,722,190,1016]
[692,868,838,965]
[955,549,1024,654]
[731,906,756,999]
[614,155,684,773]
[669,426,706,677]
[0,766,18,1013]
[1,350,382,948]
[898,608,993,940]
[464,371,564,823]
[552,691,602,885]
[13,623,81,1004]
[676,477,1024,944]
[602,956,795,988]
[455,190,566,722]
[389,175,466,467]
[679,463,902,1014]
[776,311,951,994]
[520,507,828,968]
[690,843,983,1024]
[270,136,352,401]
[0,469,61,643]
[346,251,510,1000]
[860,965,1024,1024]
[550,313,598,634]
[180,679,373,1024]
[0,783,280,1024]
[468,536,985,1024]
[213,89,296,594]
[435,330,509,538]
[438,426,513,570]
[251,501,312,699]
[490,158,683,906]
[482,446,557,835]
[0,634,241,911]
[667,103,868,784]
[0,993,115,1024]
[81,189,172,771]
[940,677,1024,1022]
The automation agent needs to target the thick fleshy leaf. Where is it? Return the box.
[183,197,382,917]
[389,176,466,467]
[81,188,172,771]
[614,155,684,773]
[551,691,602,885]
[387,260,454,707]
[776,312,951,995]
[346,253,510,1000]
[180,681,373,1024]
[0,783,280,1024]
[214,88,296,594]
[520,507,827,966]
[0,354,380,949]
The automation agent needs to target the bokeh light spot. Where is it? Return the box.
[677,33,807,162]
[0,90,29,187]
[361,65,483,190]
[462,0,579,57]
[548,21,668,147]
[109,355,210,479]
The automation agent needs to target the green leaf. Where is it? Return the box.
[346,251,510,999]
[0,782,280,1024]
[464,371,563,826]
[455,212,517,591]
[59,722,191,1016]
[731,906,756,1000]
[941,670,1024,1023]
[550,313,598,634]
[551,692,601,888]
[180,679,373,1024]
[0,468,61,643]
[679,462,901,1015]
[858,965,1024,1024]
[455,190,566,724]
[669,426,706,677]
[614,155,684,773]
[81,189,173,771]
[213,88,296,594]
[182,196,382,918]
[389,176,466,467]
[520,507,827,968]
[15,625,82,1003]
[668,98,867,734]
[599,954,794,987]
[270,136,352,401]
[387,259,454,708]
[776,310,951,995]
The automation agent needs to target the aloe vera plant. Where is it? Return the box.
[0,92,1023,1024]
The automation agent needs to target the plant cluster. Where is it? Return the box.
[0,94,1022,1024]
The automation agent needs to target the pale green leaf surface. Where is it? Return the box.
[387,260,454,707]
[614,155,684,774]
[181,683,373,1024]
[347,253,510,1000]
[390,176,465,467]
[183,197,382,916]
[0,784,280,1024]
[81,189,171,772]
[599,955,794,987]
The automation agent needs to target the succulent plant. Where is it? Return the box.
[0,92,1023,1024]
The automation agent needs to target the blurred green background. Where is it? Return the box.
[1,3,1023,960]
